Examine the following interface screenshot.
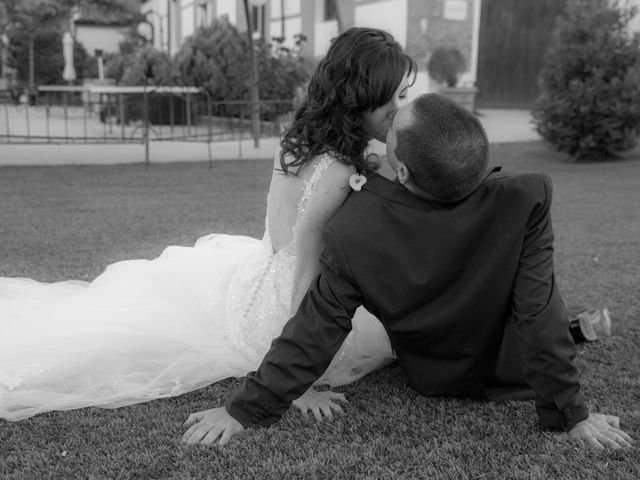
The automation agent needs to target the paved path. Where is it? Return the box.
[0,109,539,167]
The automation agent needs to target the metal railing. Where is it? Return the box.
[0,85,293,165]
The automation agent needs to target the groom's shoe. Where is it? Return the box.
[569,307,612,343]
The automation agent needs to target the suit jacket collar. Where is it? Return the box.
[362,167,503,210]
[362,173,433,210]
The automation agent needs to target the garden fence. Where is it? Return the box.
[0,85,293,166]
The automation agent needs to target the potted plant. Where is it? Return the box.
[427,46,477,112]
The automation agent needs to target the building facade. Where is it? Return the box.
[140,0,640,107]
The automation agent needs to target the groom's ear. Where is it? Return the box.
[396,163,411,185]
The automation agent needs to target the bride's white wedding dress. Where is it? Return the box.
[0,154,394,421]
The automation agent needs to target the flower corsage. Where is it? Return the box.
[349,173,367,192]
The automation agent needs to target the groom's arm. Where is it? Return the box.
[509,174,589,431]
[509,174,632,449]
[225,226,363,427]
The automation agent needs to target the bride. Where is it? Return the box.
[0,27,416,422]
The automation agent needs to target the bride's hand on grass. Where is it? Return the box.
[292,387,349,422]
[181,407,244,446]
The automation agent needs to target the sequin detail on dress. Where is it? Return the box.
[0,362,53,390]
[226,154,335,363]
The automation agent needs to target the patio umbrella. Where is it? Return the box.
[62,31,76,83]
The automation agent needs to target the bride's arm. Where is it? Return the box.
[289,162,355,315]
[288,160,355,420]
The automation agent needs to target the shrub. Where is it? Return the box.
[174,17,248,110]
[427,47,466,87]
[100,40,178,125]
[119,46,175,86]
[104,38,175,86]
[531,0,640,161]
[174,17,309,119]
[256,35,310,120]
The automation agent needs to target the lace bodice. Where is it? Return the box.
[225,154,336,362]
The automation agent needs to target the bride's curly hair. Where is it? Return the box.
[279,27,416,175]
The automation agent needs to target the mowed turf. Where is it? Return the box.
[1,142,639,479]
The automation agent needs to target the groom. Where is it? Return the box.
[182,94,632,449]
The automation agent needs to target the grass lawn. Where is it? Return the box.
[1,142,639,479]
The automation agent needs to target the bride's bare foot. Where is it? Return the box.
[292,387,349,422]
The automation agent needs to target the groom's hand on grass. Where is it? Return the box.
[292,387,348,422]
[569,413,634,450]
[182,407,244,446]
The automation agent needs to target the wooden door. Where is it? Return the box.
[476,0,568,108]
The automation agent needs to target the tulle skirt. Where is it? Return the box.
[0,234,394,421]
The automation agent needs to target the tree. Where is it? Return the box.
[11,29,89,86]
[0,0,71,94]
[0,0,142,94]
[531,0,640,161]
[73,0,145,26]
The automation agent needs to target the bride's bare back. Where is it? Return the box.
[265,149,355,313]
[266,149,355,254]
[266,154,309,253]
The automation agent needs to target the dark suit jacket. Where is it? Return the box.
[226,170,589,431]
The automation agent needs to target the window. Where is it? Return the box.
[196,0,209,28]
[324,0,337,21]
[251,5,266,40]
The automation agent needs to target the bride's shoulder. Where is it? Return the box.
[307,152,356,184]
[277,149,355,188]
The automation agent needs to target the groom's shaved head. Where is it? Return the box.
[394,94,489,203]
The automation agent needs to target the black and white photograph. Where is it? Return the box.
[1,0,638,478]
